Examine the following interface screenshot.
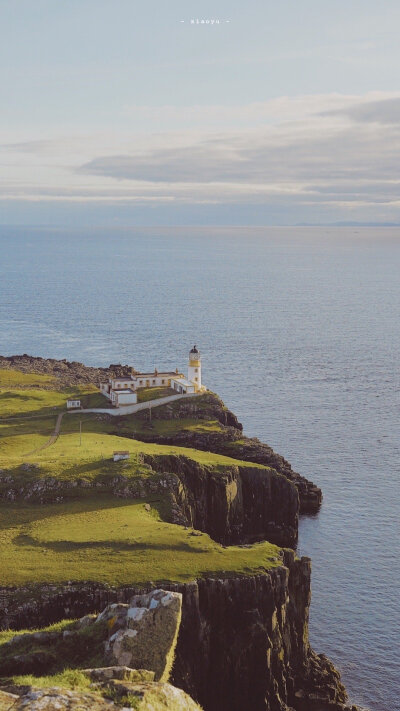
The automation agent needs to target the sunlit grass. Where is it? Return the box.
[0,496,280,586]
[0,369,280,590]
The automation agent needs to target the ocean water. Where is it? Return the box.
[0,225,399,711]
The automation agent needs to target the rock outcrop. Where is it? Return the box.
[130,393,322,513]
[143,454,299,547]
[99,590,182,682]
[0,591,182,686]
[0,557,361,711]
[0,456,299,548]
[0,683,203,710]
[0,355,133,388]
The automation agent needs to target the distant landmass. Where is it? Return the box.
[296,221,400,227]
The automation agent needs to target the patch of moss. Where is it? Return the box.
[0,619,107,678]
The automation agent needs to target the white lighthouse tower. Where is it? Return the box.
[188,345,202,392]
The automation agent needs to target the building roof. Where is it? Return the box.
[133,371,181,377]
[190,345,199,354]
[171,377,195,388]
[116,388,135,394]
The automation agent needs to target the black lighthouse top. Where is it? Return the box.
[190,345,199,354]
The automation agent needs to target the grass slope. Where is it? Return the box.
[0,496,280,586]
[0,368,280,588]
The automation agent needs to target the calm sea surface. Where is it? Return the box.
[0,226,399,711]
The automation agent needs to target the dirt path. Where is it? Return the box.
[24,411,65,456]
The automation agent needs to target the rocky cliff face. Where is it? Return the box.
[0,554,356,711]
[133,394,322,514]
[143,454,299,547]
[172,554,352,711]
[0,354,133,387]
[0,455,299,549]
[0,355,322,513]
[0,357,364,710]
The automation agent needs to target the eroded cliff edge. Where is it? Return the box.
[0,355,365,710]
[0,553,358,711]
[119,392,323,514]
[0,355,322,512]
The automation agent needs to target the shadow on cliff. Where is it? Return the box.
[12,533,208,554]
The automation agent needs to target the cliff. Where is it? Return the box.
[123,393,322,513]
[0,356,366,710]
[0,453,298,548]
[142,454,299,547]
[0,554,358,711]
[0,355,322,513]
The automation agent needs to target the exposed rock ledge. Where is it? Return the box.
[129,393,323,514]
[0,354,133,388]
[0,355,322,512]
[0,683,202,710]
[0,455,299,549]
[0,554,364,711]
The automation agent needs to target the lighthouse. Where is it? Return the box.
[188,345,202,392]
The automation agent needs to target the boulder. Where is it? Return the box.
[0,689,19,711]
[7,688,113,710]
[82,666,154,683]
[103,680,202,709]
[0,683,203,710]
[100,589,182,682]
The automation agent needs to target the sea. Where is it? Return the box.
[0,225,399,711]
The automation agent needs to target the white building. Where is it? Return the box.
[187,345,202,390]
[99,346,205,406]
[170,377,196,394]
[110,388,137,407]
[67,399,81,409]
[113,451,130,461]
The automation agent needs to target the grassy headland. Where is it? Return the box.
[0,368,280,588]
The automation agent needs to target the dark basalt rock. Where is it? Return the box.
[132,393,323,514]
[142,454,299,548]
[0,356,321,512]
[0,354,133,387]
[0,556,361,711]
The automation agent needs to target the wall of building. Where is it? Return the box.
[133,375,176,389]
[188,362,201,390]
[116,391,138,406]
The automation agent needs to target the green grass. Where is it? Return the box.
[0,400,266,481]
[136,386,176,403]
[0,378,108,421]
[9,670,92,692]
[0,387,67,419]
[0,617,107,678]
[116,415,223,437]
[0,369,56,389]
[0,368,281,590]
[0,495,280,586]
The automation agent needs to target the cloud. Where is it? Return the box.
[2,139,57,154]
[75,93,400,214]
[323,96,400,124]
[3,93,400,222]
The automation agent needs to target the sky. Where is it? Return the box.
[2,0,400,226]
